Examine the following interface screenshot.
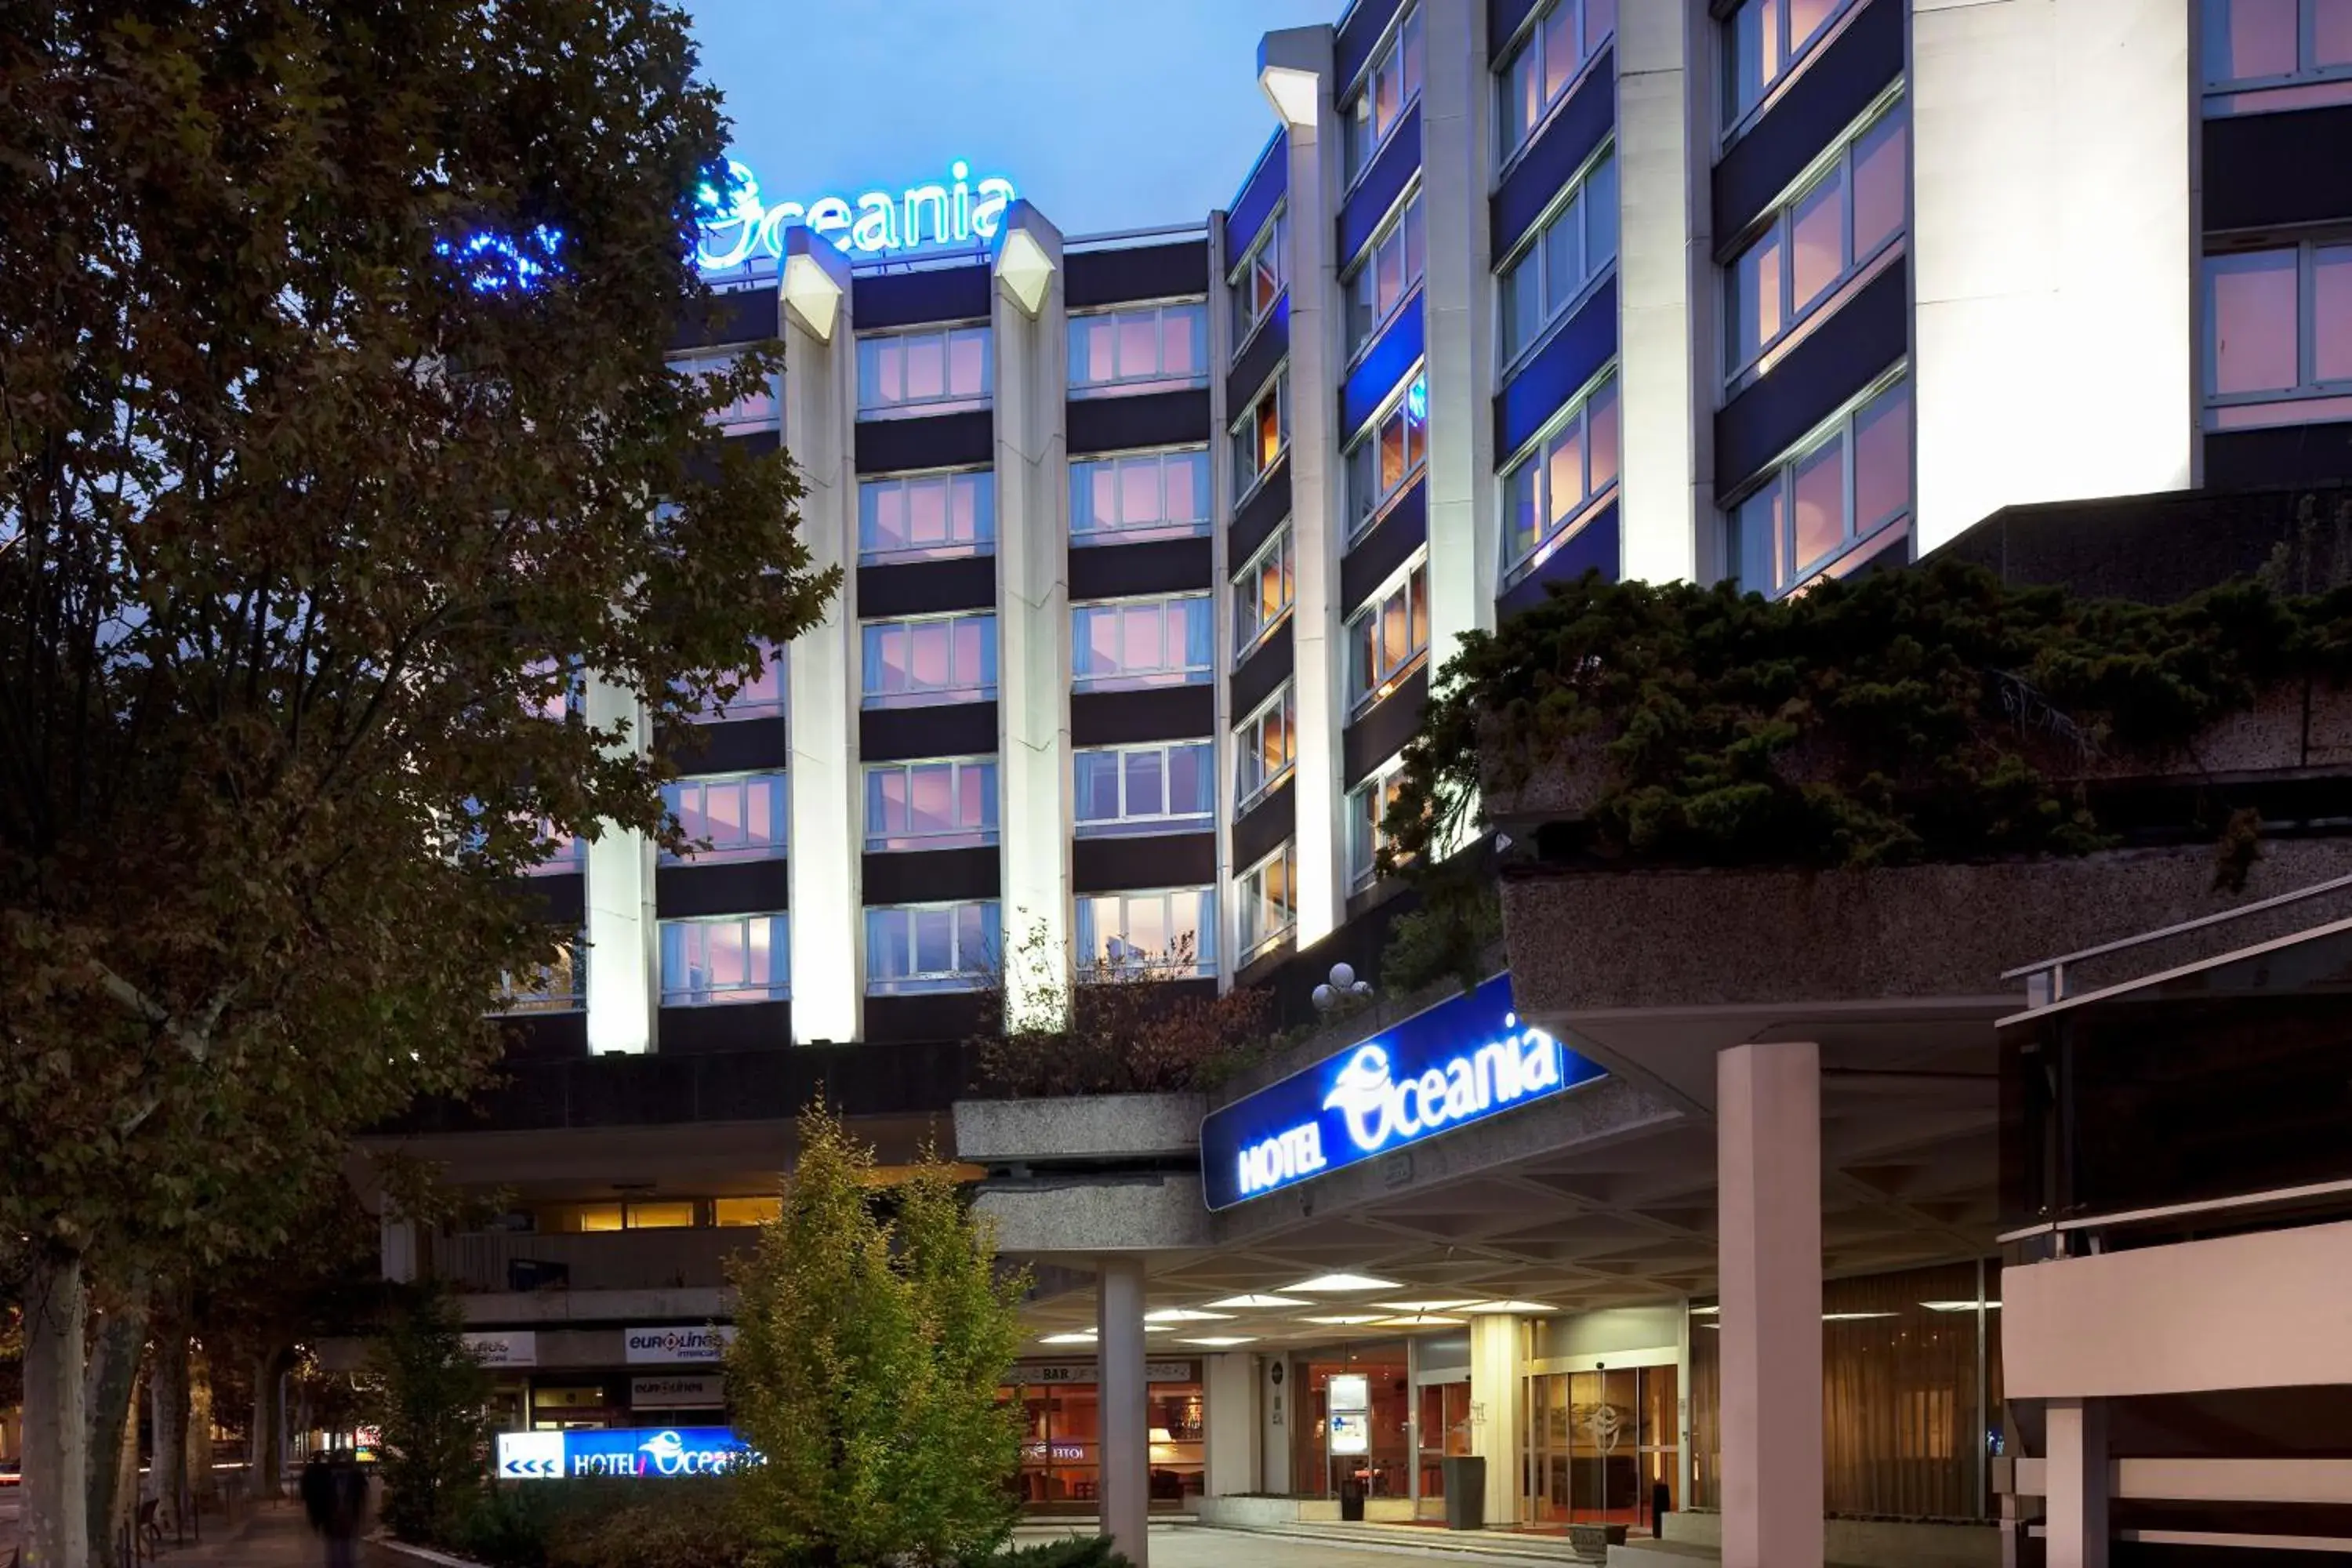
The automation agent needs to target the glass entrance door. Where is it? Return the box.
[1523,1365,1679,1531]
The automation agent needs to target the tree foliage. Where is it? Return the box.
[728,1102,1029,1568]
[365,1284,495,1546]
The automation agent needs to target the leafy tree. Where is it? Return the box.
[0,3,833,1562]
[728,1103,1030,1567]
[364,1285,495,1546]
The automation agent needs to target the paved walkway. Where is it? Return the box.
[151,1502,385,1566]
[1014,1521,1585,1567]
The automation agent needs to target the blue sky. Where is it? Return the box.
[683,0,1337,237]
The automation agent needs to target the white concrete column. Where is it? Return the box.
[1716,1040,1823,1568]
[779,228,862,1044]
[1097,1258,1151,1566]
[583,673,655,1054]
[1617,0,1704,583]
[1261,25,1346,947]
[2045,1398,2111,1568]
[993,203,1071,1012]
[1421,0,1496,651]
[1469,1312,1523,1526]
[379,1217,416,1284]
[1261,1354,1295,1494]
[1203,1352,1260,1497]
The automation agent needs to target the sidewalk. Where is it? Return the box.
[158,1501,386,1566]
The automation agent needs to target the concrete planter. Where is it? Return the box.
[953,1093,1204,1163]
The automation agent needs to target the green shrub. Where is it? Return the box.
[960,1537,1134,1568]
[365,1285,493,1544]
[544,1478,754,1568]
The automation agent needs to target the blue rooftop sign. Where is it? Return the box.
[1199,975,1603,1211]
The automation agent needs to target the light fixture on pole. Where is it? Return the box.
[1312,962,1373,1013]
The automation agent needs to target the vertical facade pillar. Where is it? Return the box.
[993,204,1071,1007]
[779,228,863,1044]
[1202,1352,1260,1497]
[1617,0,1704,584]
[1261,1353,1295,1494]
[379,1217,416,1284]
[1097,1258,1151,1566]
[2045,1399,2110,1568]
[1717,1040,1823,1568]
[1469,1312,1523,1526]
[583,673,654,1054]
[1421,0,1496,655]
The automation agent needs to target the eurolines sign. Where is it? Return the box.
[695,158,1017,273]
[1198,975,1604,1211]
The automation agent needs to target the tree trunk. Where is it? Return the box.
[21,1243,90,1568]
[148,1329,189,1529]
[83,1279,151,1568]
[252,1347,286,1498]
[184,1349,213,1504]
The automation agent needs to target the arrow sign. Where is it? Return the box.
[495,1432,565,1481]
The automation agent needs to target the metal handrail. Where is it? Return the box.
[1066,222,1212,250]
[2002,870,2352,1003]
[1997,1174,2352,1246]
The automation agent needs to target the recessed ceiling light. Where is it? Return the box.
[1300,1314,1385,1326]
[1179,1335,1258,1347]
[1919,1301,2002,1312]
[1374,1299,1477,1312]
[1823,1312,1899,1322]
[1208,1294,1310,1308]
[1465,1301,1558,1314]
[1689,1305,1721,1316]
[1039,1332,1097,1345]
[1373,1315,1465,1328]
[1284,1273,1402,1293]
[1145,1308,1236,1323]
[1144,1325,1174,1334]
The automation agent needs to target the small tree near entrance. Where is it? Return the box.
[365,1285,494,1544]
[727,1102,1029,1568]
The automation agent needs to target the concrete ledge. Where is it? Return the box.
[372,1535,486,1568]
[1652,1512,2000,1568]
[977,1174,1210,1254]
[955,1093,1205,1162]
[456,1286,731,1325]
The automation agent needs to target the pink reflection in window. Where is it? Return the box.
[905,336,946,401]
[1790,167,1845,314]
[909,622,949,687]
[1085,319,1117,383]
[909,767,953,834]
[1789,0,1838,49]
[909,479,948,546]
[2316,247,2352,383]
[1120,459,1161,524]
[1791,437,1846,572]
[1162,310,1200,377]
[1118,315,1157,379]
[873,486,907,550]
[949,331,987,396]
[1588,380,1621,495]
[953,619,986,686]
[1121,604,1165,672]
[1547,420,1586,524]
[2321,0,2352,65]
[2215,0,2297,81]
[1087,610,1122,673]
[1165,454,1200,522]
[1853,383,1912,532]
[2208,249,2299,394]
[1852,113,1907,260]
[1089,466,1118,530]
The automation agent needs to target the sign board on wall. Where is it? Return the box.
[631,1375,724,1410]
[1198,975,1605,1210]
[496,1427,757,1481]
[1327,1374,1370,1456]
[463,1331,536,1368]
[1012,1362,1198,1386]
[623,1325,736,1364]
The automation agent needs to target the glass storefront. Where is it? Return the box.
[1288,1344,1412,1498]
[1005,1363,1203,1507]
[1523,1365,1679,1530]
[1415,1379,1472,1500]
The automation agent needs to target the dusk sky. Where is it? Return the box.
[684,0,1336,238]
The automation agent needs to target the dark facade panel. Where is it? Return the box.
[862,845,1002,905]
[1713,260,1907,492]
[499,1011,588,1062]
[1230,457,1294,565]
[861,701,1000,763]
[1230,622,1296,721]
[1497,501,1622,618]
[1225,134,1290,273]
[1073,833,1218,895]
[1337,0,1410,97]
[1228,294,1289,407]
[1067,241,1210,309]
[1232,779,1298,873]
[658,1000,791,1054]
[1488,0,1544,57]
[858,554,999,619]
[1338,103,1424,267]
[851,264,993,331]
[1068,388,1214,456]
[1071,684,1215,746]
[1070,536,1214,600]
[520,872,585,929]
[1491,45,1617,255]
[659,716,789,778]
[2206,423,2352,492]
[1342,296,1426,437]
[1713,0,1902,255]
[1342,477,1430,614]
[865,991,985,1047]
[655,857,791,918]
[671,285,777,352]
[855,409,995,475]
[2204,106,2352,233]
[1494,275,1617,459]
[1343,665,1428,789]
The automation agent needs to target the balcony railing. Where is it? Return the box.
[438,1228,756,1294]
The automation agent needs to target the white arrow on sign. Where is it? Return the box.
[494,1431,565,1481]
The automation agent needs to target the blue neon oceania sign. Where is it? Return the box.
[1198,975,1604,1211]
[695,158,1017,272]
[497,1426,758,1481]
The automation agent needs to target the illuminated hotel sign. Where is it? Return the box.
[1198,975,1603,1211]
[695,158,1018,272]
[496,1427,757,1481]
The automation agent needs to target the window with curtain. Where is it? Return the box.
[1072,596,1213,691]
[1498,0,1617,158]
[1238,843,1298,960]
[1074,887,1216,976]
[859,470,994,562]
[1726,100,1907,380]
[1070,448,1211,543]
[1728,374,1911,598]
[857,324,991,413]
[1069,302,1209,397]
[1073,743,1214,837]
[1233,526,1295,659]
[861,613,997,707]
[1348,562,1430,715]
[660,773,788,862]
[1346,372,1430,539]
[659,915,788,1006]
[1236,686,1297,810]
[864,758,999,851]
[865,902,997,993]
[1499,148,1618,367]
[1501,372,1620,586]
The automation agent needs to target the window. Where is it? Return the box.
[1730,375,1911,597]
[1238,843,1298,960]
[1233,213,1287,347]
[1233,527,1295,658]
[1069,302,1209,397]
[1071,448,1211,543]
[862,613,997,708]
[866,901,997,993]
[1347,372,1430,537]
[1075,887,1215,975]
[659,914,789,1006]
[495,940,584,1014]
[1346,7,1426,183]
[682,641,786,722]
[525,657,583,722]
[2202,0,2352,112]
[1500,149,1618,365]
[623,1201,695,1229]
[859,470,994,562]
[1236,686,1296,809]
[865,757,999,851]
[2204,242,2352,412]
[713,1196,782,1227]
[1726,0,1853,129]
[1349,757,1412,890]
[1726,100,1905,380]
[1349,561,1430,714]
[662,772,788,862]
[671,348,779,435]
[523,822,583,877]
[1074,742,1214,837]
[1348,194,1427,352]
[1232,376,1290,499]
[1502,372,1620,584]
[857,325,990,414]
[1073,596,1212,691]
[1500,0,1617,158]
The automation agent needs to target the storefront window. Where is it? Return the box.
[1525,1365,1678,1529]
[1289,1345,1413,1499]
[1004,1366,1203,1507]
[1415,1380,1473,1499]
